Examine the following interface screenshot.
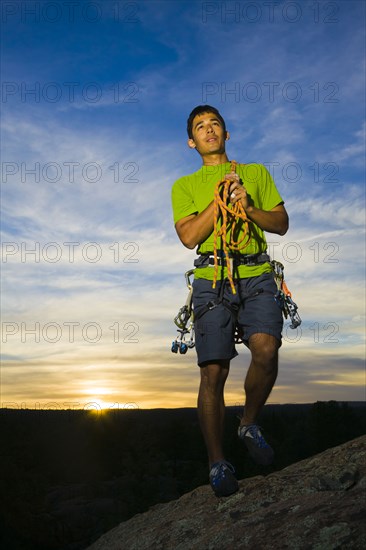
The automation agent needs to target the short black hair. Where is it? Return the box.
[187,105,226,139]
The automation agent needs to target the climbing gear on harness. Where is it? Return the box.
[212,160,252,294]
[194,252,270,269]
[171,269,195,354]
[271,260,301,329]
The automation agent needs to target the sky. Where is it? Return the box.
[1,0,365,411]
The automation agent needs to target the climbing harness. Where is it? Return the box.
[271,260,301,329]
[171,269,195,354]
[194,251,270,269]
[212,160,251,294]
[193,279,263,346]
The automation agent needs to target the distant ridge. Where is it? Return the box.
[1,401,365,412]
[87,435,366,550]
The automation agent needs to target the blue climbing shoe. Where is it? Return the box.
[209,461,239,497]
[238,424,274,466]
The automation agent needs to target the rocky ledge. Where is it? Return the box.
[87,435,366,549]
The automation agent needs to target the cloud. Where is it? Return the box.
[327,122,366,164]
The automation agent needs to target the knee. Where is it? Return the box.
[200,362,229,393]
[249,334,279,369]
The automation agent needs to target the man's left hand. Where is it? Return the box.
[226,174,250,210]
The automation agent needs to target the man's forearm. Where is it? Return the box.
[175,201,216,249]
[246,206,288,236]
[176,203,288,249]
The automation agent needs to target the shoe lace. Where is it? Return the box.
[210,461,235,482]
[243,425,269,449]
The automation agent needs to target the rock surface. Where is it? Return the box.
[87,435,366,550]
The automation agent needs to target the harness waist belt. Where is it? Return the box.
[194,252,270,268]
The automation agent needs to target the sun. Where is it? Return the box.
[81,386,113,412]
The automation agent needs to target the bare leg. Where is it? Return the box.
[197,360,230,466]
[240,333,279,427]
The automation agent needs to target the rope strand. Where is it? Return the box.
[212,161,251,294]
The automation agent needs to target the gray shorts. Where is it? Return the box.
[192,273,283,366]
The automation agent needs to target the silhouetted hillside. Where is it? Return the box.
[0,402,365,549]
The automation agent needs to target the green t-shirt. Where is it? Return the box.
[171,162,284,280]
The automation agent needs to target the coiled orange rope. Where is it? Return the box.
[212,161,251,294]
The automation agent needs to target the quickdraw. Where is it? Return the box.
[271,260,301,329]
[171,269,195,354]
[212,160,251,294]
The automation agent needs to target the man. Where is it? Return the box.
[171,105,288,497]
